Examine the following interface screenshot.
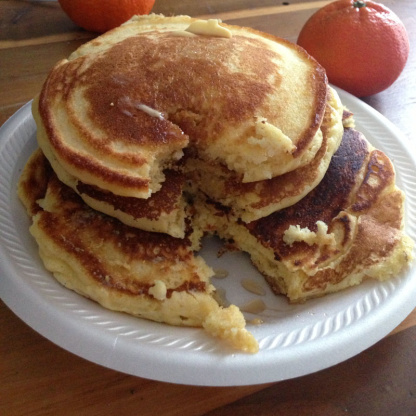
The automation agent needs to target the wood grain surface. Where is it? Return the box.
[1,1,416,415]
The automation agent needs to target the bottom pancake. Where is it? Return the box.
[18,149,258,353]
[193,128,414,302]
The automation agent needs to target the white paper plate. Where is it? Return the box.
[1,88,416,386]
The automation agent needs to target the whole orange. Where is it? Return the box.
[297,0,409,97]
[58,0,155,33]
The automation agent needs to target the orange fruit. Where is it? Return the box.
[297,0,409,97]
[58,0,155,33]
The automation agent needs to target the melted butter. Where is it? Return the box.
[170,30,197,37]
[213,268,229,279]
[136,103,164,120]
[241,278,266,296]
[118,97,164,120]
[248,318,264,326]
[239,299,267,314]
[185,19,232,38]
[213,287,230,307]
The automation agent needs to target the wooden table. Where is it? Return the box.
[1,1,415,414]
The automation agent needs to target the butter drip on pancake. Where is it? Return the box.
[35,14,328,201]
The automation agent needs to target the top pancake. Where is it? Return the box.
[35,14,328,199]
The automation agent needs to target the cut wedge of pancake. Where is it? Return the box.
[194,128,414,302]
[187,86,343,222]
[34,14,328,201]
[18,149,259,353]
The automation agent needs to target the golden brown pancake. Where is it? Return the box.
[186,86,343,222]
[34,116,188,237]
[18,149,258,353]
[194,128,414,302]
[74,169,188,238]
[34,14,328,201]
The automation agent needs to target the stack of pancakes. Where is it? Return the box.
[18,15,413,353]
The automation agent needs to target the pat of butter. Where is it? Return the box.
[149,280,167,300]
[170,30,197,37]
[185,19,232,38]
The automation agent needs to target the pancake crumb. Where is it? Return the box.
[149,280,167,300]
[283,220,336,247]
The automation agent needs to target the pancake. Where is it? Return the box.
[186,86,343,222]
[18,149,259,353]
[34,14,328,201]
[75,169,187,238]
[21,14,414,353]
[34,112,188,237]
[194,128,414,302]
